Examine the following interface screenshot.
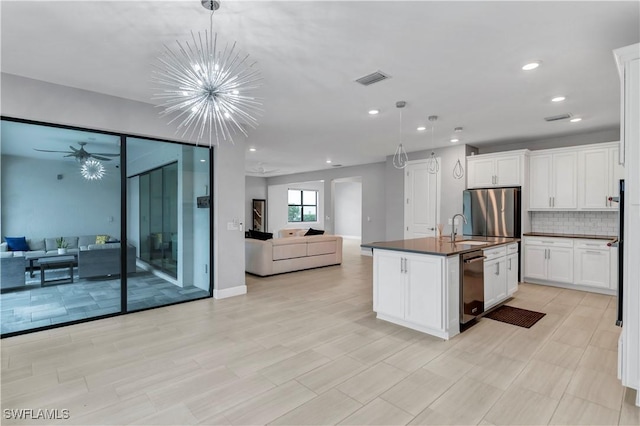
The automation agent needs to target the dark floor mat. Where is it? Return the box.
[484,305,546,328]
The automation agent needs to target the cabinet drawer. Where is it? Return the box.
[507,243,519,254]
[483,245,507,260]
[524,237,573,248]
[574,239,611,249]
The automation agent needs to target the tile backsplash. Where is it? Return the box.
[530,211,618,236]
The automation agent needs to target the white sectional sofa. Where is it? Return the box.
[245,229,343,277]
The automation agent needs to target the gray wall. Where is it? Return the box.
[1,155,120,238]
[334,180,362,238]
[385,144,469,241]
[245,176,267,231]
[476,127,619,154]
[1,73,245,294]
[267,162,387,244]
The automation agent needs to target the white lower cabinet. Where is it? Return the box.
[574,240,612,289]
[483,244,517,311]
[524,236,617,294]
[373,249,455,338]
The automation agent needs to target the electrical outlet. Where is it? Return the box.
[448,218,453,225]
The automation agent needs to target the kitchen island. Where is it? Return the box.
[361,236,519,340]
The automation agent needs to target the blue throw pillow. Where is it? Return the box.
[5,236,30,251]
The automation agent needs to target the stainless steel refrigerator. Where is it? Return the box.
[462,187,521,238]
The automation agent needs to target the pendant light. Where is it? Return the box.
[426,115,439,174]
[392,101,409,169]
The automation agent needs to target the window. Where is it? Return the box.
[288,189,318,222]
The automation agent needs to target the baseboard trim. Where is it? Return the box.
[214,285,247,299]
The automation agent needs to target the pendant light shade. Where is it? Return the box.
[392,101,409,170]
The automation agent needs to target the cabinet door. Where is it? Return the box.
[494,257,508,303]
[574,248,610,288]
[484,258,500,309]
[552,152,578,209]
[529,155,552,208]
[374,251,405,318]
[507,253,519,295]
[495,156,521,186]
[581,148,610,209]
[467,157,496,188]
[548,247,574,283]
[524,245,547,280]
[405,254,442,329]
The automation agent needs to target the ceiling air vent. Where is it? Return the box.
[544,113,573,122]
[355,71,390,86]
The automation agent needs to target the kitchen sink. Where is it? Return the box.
[455,240,489,246]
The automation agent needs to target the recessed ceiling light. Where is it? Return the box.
[551,96,566,102]
[570,117,582,123]
[450,138,459,143]
[522,61,541,71]
[249,148,256,152]
[368,109,379,115]
[417,126,426,131]
[326,160,332,164]
[200,159,206,163]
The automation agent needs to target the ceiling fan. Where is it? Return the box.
[34,142,119,162]
[247,162,281,175]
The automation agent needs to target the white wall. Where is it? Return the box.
[245,176,267,231]
[267,180,324,234]
[266,162,387,244]
[2,73,244,295]
[1,155,120,238]
[334,180,362,238]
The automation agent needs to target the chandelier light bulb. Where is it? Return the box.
[81,159,106,181]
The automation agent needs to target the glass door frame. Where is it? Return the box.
[0,116,214,335]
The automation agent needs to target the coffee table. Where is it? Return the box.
[37,255,75,286]
[25,252,77,278]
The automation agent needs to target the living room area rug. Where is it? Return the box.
[484,305,546,328]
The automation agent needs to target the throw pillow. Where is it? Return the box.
[304,228,325,236]
[249,230,273,241]
[5,236,30,251]
[96,235,110,244]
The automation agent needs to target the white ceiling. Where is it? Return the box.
[2,1,639,177]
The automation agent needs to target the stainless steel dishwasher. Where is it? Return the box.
[460,250,486,325]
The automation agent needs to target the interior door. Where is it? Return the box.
[404,160,440,239]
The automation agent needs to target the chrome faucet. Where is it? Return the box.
[450,213,468,242]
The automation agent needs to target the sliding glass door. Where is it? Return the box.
[126,137,211,311]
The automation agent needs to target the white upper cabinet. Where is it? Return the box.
[467,151,527,189]
[578,142,623,210]
[529,150,577,209]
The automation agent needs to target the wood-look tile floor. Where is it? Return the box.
[1,239,638,425]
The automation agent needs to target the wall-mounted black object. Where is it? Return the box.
[197,196,210,208]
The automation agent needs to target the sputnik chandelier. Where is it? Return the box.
[152,0,262,146]
[80,159,106,181]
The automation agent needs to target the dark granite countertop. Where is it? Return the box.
[523,232,616,241]
[361,236,519,257]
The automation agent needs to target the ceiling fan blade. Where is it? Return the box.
[33,148,74,153]
[91,152,120,157]
[89,155,112,161]
[69,145,79,152]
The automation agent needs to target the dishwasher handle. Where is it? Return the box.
[464,256,487,264]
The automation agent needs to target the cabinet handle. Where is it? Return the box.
[549,197,551,207]
[496,263,500,276]
[548,249,551,260]
[585,250,603,255]
[552,197,555,207]
[400,258,404,273]
[508,258,512,270]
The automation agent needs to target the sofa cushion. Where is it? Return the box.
[96,235,110,244]
[88,243,121,250]
[273,243,307,260]
[0,251,14,258]
[27,238,45,251]
[45,238,58,251]
[5,236,30,251]
[63,236,79,249]
[304,228,325,236]
[248,230,273,241]
[307,240,337,256]
[77,235,97,248]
